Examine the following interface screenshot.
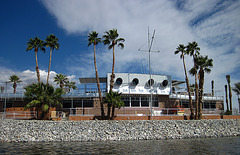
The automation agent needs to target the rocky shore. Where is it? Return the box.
[0,119,239,142]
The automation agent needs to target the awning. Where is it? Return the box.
[79,77,107,83]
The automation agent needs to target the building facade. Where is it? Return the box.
[0,73,224,118]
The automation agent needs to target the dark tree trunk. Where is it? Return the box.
[35,50,41,83]
[94,44,105,117]
[198,68,204,120]
[182,53,194,119]
[111,105,115,120]
[225,85,229,111]
[108,44,115,120]
[193,58,199,120]
[47,48,52,85]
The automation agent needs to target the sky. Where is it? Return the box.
[0,0,239,111]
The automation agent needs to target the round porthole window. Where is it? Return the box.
[162,80,168,87]
[116,78,123,85]
[132,78,139,85]
[148,79,154,86]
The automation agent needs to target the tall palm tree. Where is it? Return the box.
[195,55,213,119]
[24,82,64,120]
[232,82,240,110]
[226,75,232,113]
[9,75,22,93]
[102,29,125,91]
[102,29,125,118]
[225,85,229,112]
[54,73,68,89]
[187,41,200,119]
[88,31,105,117]
[175,44,194,119]
[45,34,60,85]
[26,37,45,83]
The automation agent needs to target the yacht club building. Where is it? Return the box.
[0,73,224,119]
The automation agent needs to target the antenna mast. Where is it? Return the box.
[138,27,160,120]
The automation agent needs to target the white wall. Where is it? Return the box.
[107,73,172,95]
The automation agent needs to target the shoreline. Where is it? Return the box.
[0,119,239,143]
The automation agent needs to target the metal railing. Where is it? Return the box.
[69,108,95,116]
[0,111,37,120]
[169,93,224,101]
[68,107,223,117]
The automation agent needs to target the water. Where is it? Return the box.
[0,137,239,155]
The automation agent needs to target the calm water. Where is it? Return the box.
[0,137,239,155]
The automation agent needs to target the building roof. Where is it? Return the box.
[172,80,185,86]
[79,77,107,83]
[79,77,184,86]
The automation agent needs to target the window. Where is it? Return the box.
[181,101,189,108]
[83,99,93,107]
[73,99,82,108]
[210,102,216,109]
[131,97,140,107]
[121,96,159,107]
[122,97,130,107]
[63,99,72,108]
[141,97,149,107]
[203,102,216,109]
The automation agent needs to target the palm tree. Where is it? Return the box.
[45,34,60,85]
[54,73,68,89]
[211,80,214,96]
[102,29,125,118]
[88,31,105,117]
[24,82,64,120]
[232,82,240,111]
[175,44,194,119]
[102,29,125,91]
[226,75,232,113]
[225,85,229,112]
[195,55,213,119]
[9,75,22,93]
[26,37,45,83]
[106,91,124,120]
[187,41,200,119]
[65,81,77,93]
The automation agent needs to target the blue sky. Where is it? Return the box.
[0,0,239,110]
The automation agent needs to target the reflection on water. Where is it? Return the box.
[0,137,239,155]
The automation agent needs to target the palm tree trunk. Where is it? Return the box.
[35,51,41,83]
[47,48,52,85]
[225,85,229,111]
[13,82,17,94]
[60,81,64,89]
[198,68,204,120]
[194,61,199,120]
[110,44,115,91]
[182,54,194,119]
[228,84,232,113]
[107,103,111,119]
[108,44,115,119]
[111,105,115,120]
[94,44,105,117]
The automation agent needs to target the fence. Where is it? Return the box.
[68,107,224,117]
[0,111,37,120]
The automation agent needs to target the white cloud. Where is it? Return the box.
[39,0,240,110]
[0,68,78,92]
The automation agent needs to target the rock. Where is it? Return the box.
[0,119,239,142]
